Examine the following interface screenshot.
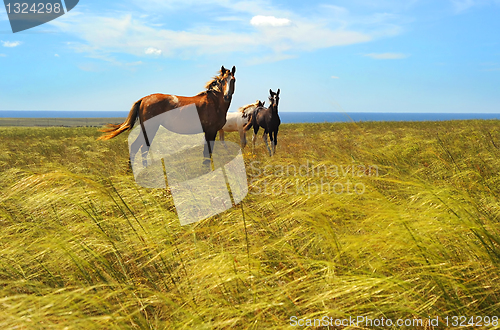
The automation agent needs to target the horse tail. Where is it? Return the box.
[243,113,254,131]
[98,99,142,140]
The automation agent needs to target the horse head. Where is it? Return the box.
[269,89,280,110]
[221,65,236,102]
[205,66,236,103]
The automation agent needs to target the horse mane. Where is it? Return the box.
[196,68,228,96]
[238,100,260,114]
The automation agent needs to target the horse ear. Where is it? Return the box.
[269,89,273,95]
[262,101,265,106]
[231,66,236,75]
[277,89,280,96]
[221,66,226,74]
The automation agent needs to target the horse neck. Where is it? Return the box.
[249,105,259,114]
[208,89,230,114]
[242,105,257,117]
[269,103,278,115]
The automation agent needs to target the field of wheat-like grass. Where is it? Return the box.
[1,121,500,329]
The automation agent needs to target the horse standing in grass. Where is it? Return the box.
[218,100,264,148]
[243,89,281,156]
[98,66,236,165]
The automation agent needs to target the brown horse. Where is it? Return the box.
[243,89,281,156]
[98,66,236,164]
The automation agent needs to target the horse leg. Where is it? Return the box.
[130,125,157,168]
[129,135,143,168]
[239,127,247,149]
[252,126,259,153]
[263,130,272,156]
[219,129,228,148]
[272,128,278,155]
[269,131,275,156]
[139,121,162,167]
[203,131,217,166]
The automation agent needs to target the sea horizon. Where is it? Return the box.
[0,111,499,123]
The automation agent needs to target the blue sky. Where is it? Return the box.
[0,0,499,113]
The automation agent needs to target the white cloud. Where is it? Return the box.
[55,54,60,57]
[0,54,6,57]
[145,47,162,55]
[250,15,292,27]
[129,0,275,16]
[364,52,409,59]
[45,1,410,63]
[49,11,374,59]
[331,76,340,79]
[2,41,22,48]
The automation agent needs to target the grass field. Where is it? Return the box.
[1,120,500,329]
[0,117,125,127]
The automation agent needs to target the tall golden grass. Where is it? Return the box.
[0,121,499,329]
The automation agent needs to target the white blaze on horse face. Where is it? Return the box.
[224,76,230,97]
[224,75,234,99]
[170,95,179,105]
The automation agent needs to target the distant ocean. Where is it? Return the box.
[1,111,499,123]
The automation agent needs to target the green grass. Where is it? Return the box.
[1,121,500,329]
[0,117,125,127]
